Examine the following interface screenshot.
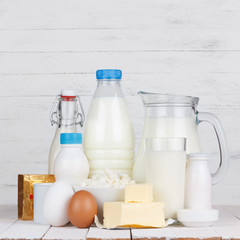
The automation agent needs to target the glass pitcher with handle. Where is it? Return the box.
[132,92,228,184]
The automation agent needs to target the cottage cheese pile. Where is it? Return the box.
[78,169,135,188]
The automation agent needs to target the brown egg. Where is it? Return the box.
[68,190,98,228]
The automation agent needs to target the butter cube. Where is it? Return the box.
[125,184,153,203]
[103,202,165,228]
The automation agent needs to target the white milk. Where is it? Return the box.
[83,97,135,176]
[185,154,212,210]
[54,135,89,185]
[48,127,76,174]
[133,117,201,182]
[145,151,186,219]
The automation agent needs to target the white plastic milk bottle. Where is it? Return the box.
[54,133,89,185]
[83,69,135,176]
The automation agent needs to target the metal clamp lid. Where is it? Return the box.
[49,93,85,127]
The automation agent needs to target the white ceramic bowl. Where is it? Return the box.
[73,186,125,223]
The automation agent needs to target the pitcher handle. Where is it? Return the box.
[197,112,229,184]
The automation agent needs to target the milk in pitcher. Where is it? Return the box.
[133,116,201,182]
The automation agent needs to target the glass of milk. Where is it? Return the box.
[144,137,187,219]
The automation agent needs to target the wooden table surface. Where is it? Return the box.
[0,205,240,240]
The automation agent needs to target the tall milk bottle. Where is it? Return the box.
[48,90,85,174]
[83,69,135,176]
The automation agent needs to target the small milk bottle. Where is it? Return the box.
[48,90,85,174]
[185,153,212,209]
[54,133,89,185]
[83,69,135,176]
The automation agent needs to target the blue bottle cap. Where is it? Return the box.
[96,69,122,80]
[60,133,82,144]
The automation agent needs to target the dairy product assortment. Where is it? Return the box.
[17,69,230,229]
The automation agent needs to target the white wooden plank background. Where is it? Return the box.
[0,0,240,205]
[0,0,240,30]
[1,29,240,51]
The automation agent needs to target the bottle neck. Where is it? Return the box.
[61,144,82,148]
[58,98,77,128]
[188,158,209,168]
[60,119,76,128]
[97,79,121,86]
[50,94,85,128]
[95,79,123,97]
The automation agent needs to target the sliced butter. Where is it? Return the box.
[125,184,153,203]
[103,202,165,228]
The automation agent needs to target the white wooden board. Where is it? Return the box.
[87,227,131,240]
[0,0,240,30]
[222,206,240,220]
[43,225,88,240]
[0,220,50,239]
[211,206,240,226]
[0,73,239,98]
[0,219,17,237]
[212,225,240,239]
[0,206,240,239]
[131,228,175,239]
[0,205,17,235]
[1,29,240,52]
[1,52,240,75]
[172,226,220,239]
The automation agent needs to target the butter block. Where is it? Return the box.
[125,184,153,203]
[18,174,55,220]
[103,202,165,228]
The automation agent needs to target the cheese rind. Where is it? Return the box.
[125,184,153,203]
[103,202,165,228]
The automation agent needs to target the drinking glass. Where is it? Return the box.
[144,138,186,219]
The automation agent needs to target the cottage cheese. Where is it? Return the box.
[78,169,135,188]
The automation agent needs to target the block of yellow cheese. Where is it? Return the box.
[125,184,153,203]
[103,202,165,228]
